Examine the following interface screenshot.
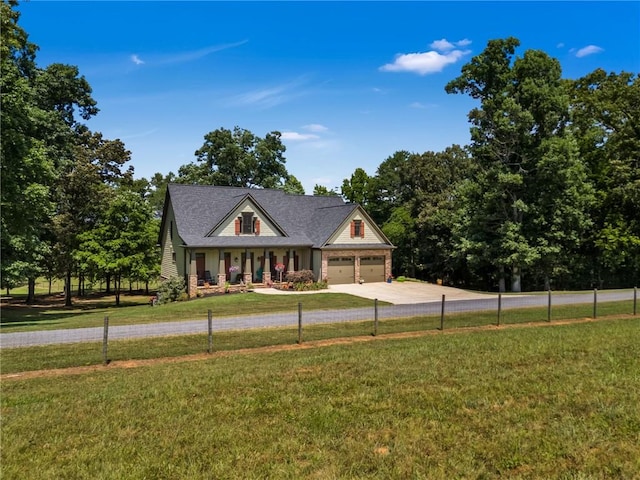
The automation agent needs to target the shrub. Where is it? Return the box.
[396,276,406,282]
[293,280,328,291]
[285,270,315,284]
[156,277,186,304]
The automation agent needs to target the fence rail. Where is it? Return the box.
[1,288,637,374]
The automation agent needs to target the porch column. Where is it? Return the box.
[262,249,271,284]
[243,249,252,284]
[218,250,226,286]
[188,250,197,298]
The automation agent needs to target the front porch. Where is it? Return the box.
[186,247,311,298]
[194,278,302,296]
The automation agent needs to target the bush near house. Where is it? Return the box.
[156,277,186,304]
[284,270,328,291]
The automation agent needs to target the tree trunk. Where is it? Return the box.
[48,277,52,296]
[145,280,149,295]
[65,269,73,307]
[511,265,522,293]
[106,273,111,294]
[115,273,121,307]
[26,277,36,304]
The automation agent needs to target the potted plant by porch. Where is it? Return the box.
[228,265,240,283]
[274,263,285,283]
[224,281,230,293]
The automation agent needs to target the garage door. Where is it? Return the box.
[327,257,355,284]
[360,256,385,283]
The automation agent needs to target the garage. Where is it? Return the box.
[360,256,385,283]
[327,257,355,284]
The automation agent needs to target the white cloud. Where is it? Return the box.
[409,102,430,109]
[380,48,471,75]
[130,40,247,67]
[303,124,328,133]
[281,131,320,141]
[429,38,472,52]
[230,77,309,109]
[430,39,455,51]
[557,42,565,49]
[158,40,248,65]
[575,45,604,58]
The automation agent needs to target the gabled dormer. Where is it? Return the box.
[206,194,285,238]
[325,206,390,245]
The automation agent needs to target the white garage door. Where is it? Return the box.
[327,257,355,284]
[360,256,385,283]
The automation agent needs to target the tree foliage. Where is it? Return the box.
[1,1,152,303]
[178,126,289,188]
[76,190,157,306]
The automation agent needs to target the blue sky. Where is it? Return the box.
[17,1,640,194]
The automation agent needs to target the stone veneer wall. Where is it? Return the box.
[188,274,198,298]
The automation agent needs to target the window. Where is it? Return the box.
[172,252,176,263]
[352,220,364,238]
[242,212,253,234]
[236,212,260,235]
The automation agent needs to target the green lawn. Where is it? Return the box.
[2,318,639,479]
[1,301,635,374]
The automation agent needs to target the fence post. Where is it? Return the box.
[547,289,552,322]
[593,288,598,319]
[440,294,445,330]
[497,293,502,326]
[207,309,213,353]
[373,298,379,336]
[297,302,303,344]
[102,316,109,365]
[634,287,637,316]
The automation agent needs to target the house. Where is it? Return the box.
[159,184,394,297]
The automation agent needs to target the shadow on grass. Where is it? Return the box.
[0,292,152,329]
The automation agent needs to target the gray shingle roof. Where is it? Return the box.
[166,184,371,248]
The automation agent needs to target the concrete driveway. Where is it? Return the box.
[328,281,497,304]
[257,281,496,304]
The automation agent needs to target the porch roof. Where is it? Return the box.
[181,235,314,249]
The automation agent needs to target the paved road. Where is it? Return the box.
[1,290,635,348]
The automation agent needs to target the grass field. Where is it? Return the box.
[2,318,639,479]
[1,300,636,374]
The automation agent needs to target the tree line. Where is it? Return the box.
[340,38,639,292]
[2,1,637,302]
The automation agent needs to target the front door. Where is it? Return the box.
[196,253,205,281]
[224,252,231,278]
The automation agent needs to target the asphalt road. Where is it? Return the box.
[1,290,635,348]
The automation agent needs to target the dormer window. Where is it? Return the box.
[236,212,261,235]
[351,219,364,238]
[242,212,253,234]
